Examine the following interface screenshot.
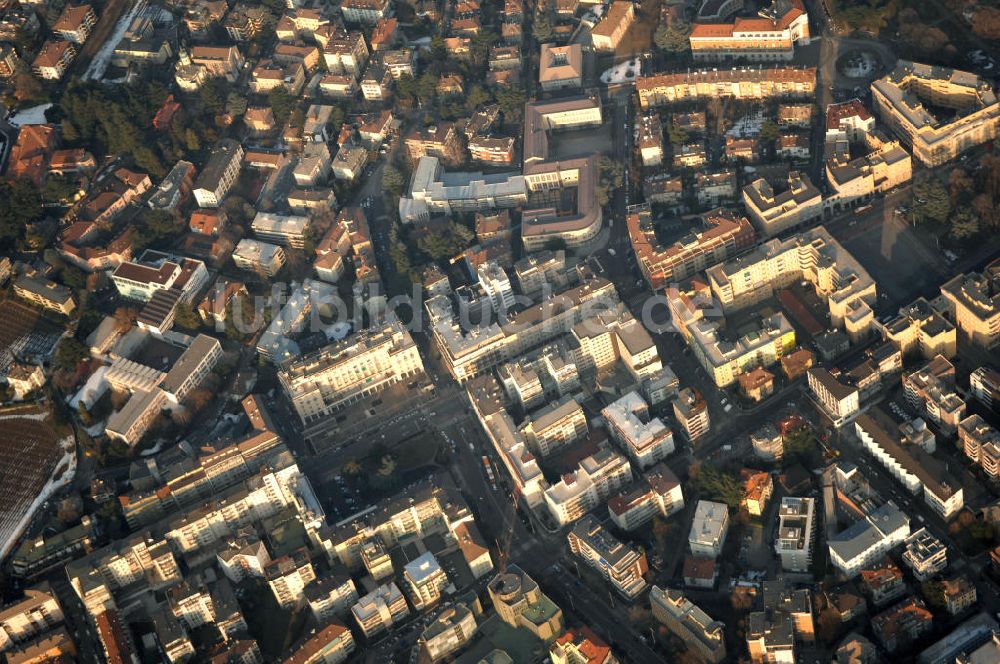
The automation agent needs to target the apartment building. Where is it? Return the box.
[0,583,64,652]
[53,4,96,44]
[323,31,369,78]
[939,260,1000,349]
[13,272,75,315]
[188,45,244,81]
[568,515,649,598]
[637,67,815,108]
[855,410,964,520]
[828,502,910,577]
[32,40,76,80]
[872,597,933,653]
[902,528,947,581]
[602,391,675,468]
[743,171,822,237]
[539,43,583,91]
[550,628,616,664]
[488,566,564,644]
[520,396,588,458]
[882,297,957,359]
[690,0,809,62]
[776,497,816,572]
[742,470,773,517]
[689,500,730,559]
[403,552,450,610]
[251,212,311,250]
[280,321,424,423]
[590,1,635,51]
[418,603,478,662]
[281,623,355,664]
[340,0,392,24]
[544,448,632,527]
[807,368,860,427]
[167,580,215,629]
[673,388,710,442]
[628,204,756,290]
[971,366,1000,413]
[704,225,876,339]
[873,61,1000,166]
[903,355,966,435]
[352,583,410,638]
[265,549,317,609]
[649,587,727,663]
[959,414,1000,482]
[232,239,286,277]
[193,139,244,207]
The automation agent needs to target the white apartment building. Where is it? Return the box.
[167,581,215,630]
[903,355,967,435]
[902,528,947,582]
[828,502,910,577]
[265,549,317,609]
[232,239,286,277]
[419,603,478,662]
[251,212,311,249]
[689,501,729,559]
[775,497,815,572]
[544,448,632,527]
[568,515,649,598]
[0,584,64,652]
[403,552,450,611]
[602,391,675,468]
[807,368,860,427]
[742,171,822,237]
[304,575,358,623]
[608,464,685,531]
[673,388,710,442]
[477,261,516,313]
[280,321,425,423]
[520,396,588,458]
[352,583,410,638]
[193,139,244,207]
[854,411,964,520]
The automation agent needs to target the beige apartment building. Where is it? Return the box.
[539,43,583,91]
[520,395,588,458]
[939,259,1000,349]
[590,0,635,52]
[689,0,809,62]
[742,171,822,237]
[881,297,957,359]
[872,60,1000,166]
[636,67,815,109]
[628,204,756,290]
[703,225,876,339]
[279,321,425,424]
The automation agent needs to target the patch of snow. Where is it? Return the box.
[82,0,147,81]
[727,109,765,138]
[9,103,52,127]
[68,365,109,410]
[140,439,165,457]
[600,57,641,85]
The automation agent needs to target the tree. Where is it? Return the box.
[596,156,624,207]
[533,12,554,42]
[654,19,691,54]
[415,72,438,105]
[268,86,296,125]
[950,209,980,240]
[465,85,491,113]
[911,178,951,226]
[173,301,201,330]
[495,86,527,123]
[226,92,248,117]
[0,180,43,249]
[921,580,946,611]
[54,338,90,371]
[973,7,1000,40]
[417,221,474,261]
[691,464,744,508]
[667,122,688,145]
[135,209,181,249]
[948,167,974,205]
[184,128,201,152]
[382,164,406,196]
[759,120,780,142]
[113,306,139,333]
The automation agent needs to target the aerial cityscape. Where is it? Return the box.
[4,0,1000,662]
